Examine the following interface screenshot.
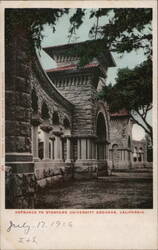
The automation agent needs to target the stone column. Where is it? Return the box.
[87,139,91,159]
[125,150,128,161]
[53,131,63,162]
[65,136,71,163]
[40,122,52,161]
[105,142,109,160]
[81,139,87,160]
[31,114,41,161]
[121,150,123,161]
[32,126,38,160]
[92,141,97,160]
[77,138,81,160]
[49,136,55,159]
[142,153,144,162]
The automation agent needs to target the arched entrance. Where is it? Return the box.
[96,113,106,160]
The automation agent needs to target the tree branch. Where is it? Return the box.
[130,112,151,138]
[136,109,152,133]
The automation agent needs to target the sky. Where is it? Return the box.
[38,9,151,141]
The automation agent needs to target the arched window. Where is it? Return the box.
[31,89,38,112]
[128,136,131,148]
[133,156,137,162]
[96,113,106,160]
[133,147,138,162]
[53,111,59,125]
[134,147,138,153]
[138,147,143,162]
[63,117,70,129]
[38,127,44,160]
[97,113,106,140]
[41,102,50,120]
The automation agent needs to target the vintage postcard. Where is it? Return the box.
[0,1,157,249]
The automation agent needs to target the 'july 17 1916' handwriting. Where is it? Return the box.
[7,220,73,235]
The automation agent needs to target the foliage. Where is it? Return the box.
[5,8,69,53]
[69,8,152,60]
[63,39,109,66]
[5,8,153,140]
[98,59,152,140]
[6,8,152,60]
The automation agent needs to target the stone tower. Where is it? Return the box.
[109,110,133,169]
[44,41,116,178]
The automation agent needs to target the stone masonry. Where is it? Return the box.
[5,27,148,208]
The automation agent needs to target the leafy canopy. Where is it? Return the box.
[5,8,153,139]
[6,8,152,61]
[98,59,152,139]
[5,8,69,50]
[69,8,152,60]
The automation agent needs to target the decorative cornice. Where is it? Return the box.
[31,113,42,126]
[40,123,53,132]
[43,40,116,68]
[47,70,100,89]
[53,131,63,136]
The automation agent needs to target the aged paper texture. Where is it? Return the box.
[0,1,157,249]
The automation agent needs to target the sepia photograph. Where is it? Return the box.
[5,7,153,210]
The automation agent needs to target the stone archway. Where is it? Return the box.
[96,112,106,160]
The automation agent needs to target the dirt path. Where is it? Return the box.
[36,174,152,209]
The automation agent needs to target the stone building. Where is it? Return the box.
[5,29,148,208]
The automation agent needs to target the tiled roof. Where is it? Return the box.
[46,63,99,73]
[110,109,129,117]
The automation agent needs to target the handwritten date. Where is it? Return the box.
[7,220,73,235]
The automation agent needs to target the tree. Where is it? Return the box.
[5,8,69,54]
[69,8,152,59]
[5,8,153,140]
[6,8,152,58]
[68,8,153,141]
[98,59,152,140]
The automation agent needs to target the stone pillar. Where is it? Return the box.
[53,131,63,162]
[76,137,97,162]
[105,142,110,160]
[50,136,55,159]
[142,153,144,162]
[65,136,71,163]
[40,122,52,161]
[31,114,41,161]
[77,138,81,160]
[87,139,91,159]
[5,24,35,208]
[92,141,97,160]
[44,132,49,160]
[137,152,139,161]
[32,126,38,160]
[81,139,86,160]
[121,150,123,161]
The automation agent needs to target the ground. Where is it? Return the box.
[36,170,153,209]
